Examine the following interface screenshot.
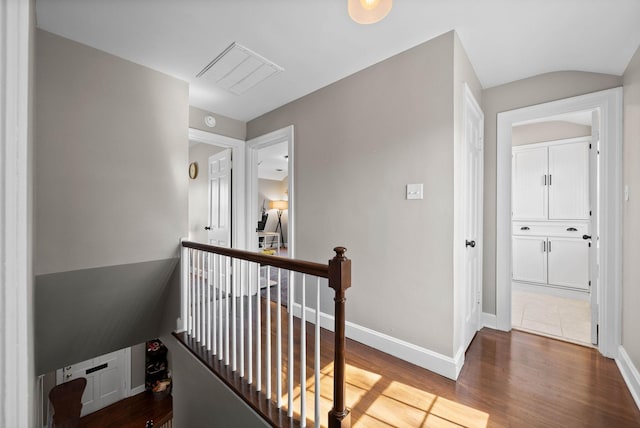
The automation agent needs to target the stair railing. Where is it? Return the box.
[179,240,351,428]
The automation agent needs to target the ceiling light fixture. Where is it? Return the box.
[348,0,393,24]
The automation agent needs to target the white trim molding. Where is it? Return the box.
[616,347,640,411]
[292,303,463,380]
[188,128,247,250]
[1,0,32,427]
[482,312,497,330]
[495,87,623,359]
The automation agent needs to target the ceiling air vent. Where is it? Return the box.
[196,42,284,95]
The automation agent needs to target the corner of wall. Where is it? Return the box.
[616,346,640,411]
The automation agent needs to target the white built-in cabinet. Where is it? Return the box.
[512,140,590,220]
[512,138,592,291]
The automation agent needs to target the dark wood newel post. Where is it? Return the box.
[328,246,352,428]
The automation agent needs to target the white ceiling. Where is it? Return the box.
[36,0,640,122]
[258,142,288,181]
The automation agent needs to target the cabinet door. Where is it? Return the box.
[512,147,548,220]
[512,236,547,284]
[548,142,590,220]
[547,237,589,290]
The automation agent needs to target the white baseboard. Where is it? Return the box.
[291,303,461,380]
[482,312,497,329]
[129,384,146,397]
[616,346,640,411]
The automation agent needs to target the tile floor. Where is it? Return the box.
[512,289,592,346]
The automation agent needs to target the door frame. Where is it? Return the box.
[189,128,246,250]
[496,87,623,358]
[1,1,31,427]
[246,125,295,258]
[454,84,484,365]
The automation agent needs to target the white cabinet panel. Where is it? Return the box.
[512,147,548,220]
[549,142,590,220]
[512,236,547,284]
[548,237,590,290]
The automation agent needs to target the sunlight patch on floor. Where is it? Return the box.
[281,362,489,428]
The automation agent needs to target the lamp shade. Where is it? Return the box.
[270,200,288,211]
[348,0,392,24]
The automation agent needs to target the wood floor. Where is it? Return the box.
[77,391,172,428]
[175,296,640,428]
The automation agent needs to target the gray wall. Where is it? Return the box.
[130,342,146,389]
[481,71,623,314]
[623,45,640,374]
[189,106,247,140]
[188,142,224,243]
[162,335,269,428]
[34,30,187,374]
[248,31,475,357]
[512,121,591,146]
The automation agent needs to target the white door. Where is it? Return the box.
[547,237,590,290]
[512,236,548,284]
[512,147,548,220]
[548,142,590,220]
[590,110,599,344]
[207,149,232,247]
[462,85,484,350]
[56,349,126,416]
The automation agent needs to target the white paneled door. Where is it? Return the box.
[462,85,484,351]
[56,350,126,416]
[207,149,232,247]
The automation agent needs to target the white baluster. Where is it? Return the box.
[201,251,206,348]
[218,254,223,361]
[315,277,321,427]
[196,250,200,342]
[232,259,237,372]
[212,253,217,355]
[188,248,193,336]
[276,268,282,408]
[225,256,230,365]
[266,266,271,400]
[248,261,253,384]
[240,260,245,378]
[288,270,294,417]
[256,262,262,392]
[300,274,307,426]
[207,252,212,351]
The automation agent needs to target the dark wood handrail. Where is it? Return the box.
[181,240,329,278]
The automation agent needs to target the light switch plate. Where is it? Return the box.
[406,183,423,200]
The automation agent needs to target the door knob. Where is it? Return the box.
[583,235,592,240]
[204,226,211,230]
[465,240,476,248]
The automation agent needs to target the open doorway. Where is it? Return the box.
[510,110,598,346]
[496,88,623,359]
[246,125,294,258]
[256,141,289,256]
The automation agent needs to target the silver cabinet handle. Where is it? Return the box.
[543,241,546,252]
